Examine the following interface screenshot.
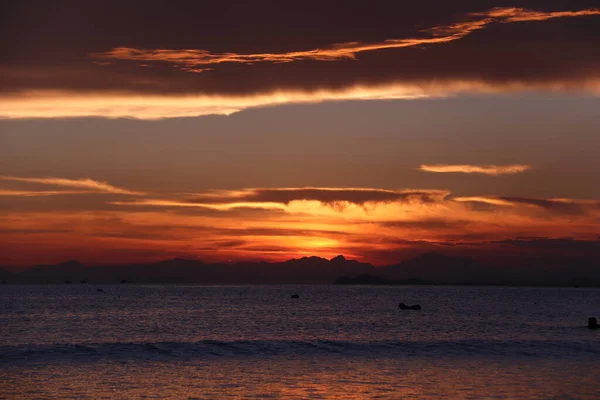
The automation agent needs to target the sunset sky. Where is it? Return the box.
[1,0,600,266]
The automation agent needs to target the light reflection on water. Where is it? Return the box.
[3,358,599,399]
[1,285,600,399]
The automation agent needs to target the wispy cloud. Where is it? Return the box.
[453,196,588,215]
[110,187,450,212]
[92,7,600,72]
[0,176,145,195]
[0,85,437,119]
[0,189,94,196]
[3,186,600,265]
[452,196,518,206]
[497,196,584,215]
[419,164,531,175]
[2,80,599,119]
[184,187,449,205]
[110,199,289,211]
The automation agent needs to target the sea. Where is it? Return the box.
[1,284,599,399]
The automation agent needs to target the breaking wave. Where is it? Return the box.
[2,339,599,364]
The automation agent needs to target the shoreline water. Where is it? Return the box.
[2,284,599,399]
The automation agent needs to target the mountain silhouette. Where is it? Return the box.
[334,274,433,285]
[0,267,13,282]
[6,255,371,284]
[378,252,490,283]
[17,260,87,282]
[4,252,600,286]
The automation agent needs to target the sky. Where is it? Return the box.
[1,0,600,267]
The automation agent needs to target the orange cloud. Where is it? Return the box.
[0,85,434,119]
[183,187,448,205]
[473,7,600,22]
[92,7,600,71]
[452,196,517,206]
[3,79,599,119]
[0,176,145,195]
[109,188,451,216]
[453,195,593,215]
[2,185,600,266]
[419,164,531,175]
[110,199,289,211]
[0,189,94,196]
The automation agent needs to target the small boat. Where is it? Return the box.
[398,302,421,310]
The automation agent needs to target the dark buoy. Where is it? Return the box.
[399,302,421,310]
[290,294,300,299]
[588,317,599,329]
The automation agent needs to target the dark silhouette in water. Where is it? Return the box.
[97,288,103,292]
[290,294,300,299]
[589,317,599,329]
[399,302,421,310]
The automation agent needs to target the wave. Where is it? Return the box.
[2,339,600,364]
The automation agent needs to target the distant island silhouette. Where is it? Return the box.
[334,275,434,285]
[2,252,600,287]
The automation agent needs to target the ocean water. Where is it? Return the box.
[1,284,599,399]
